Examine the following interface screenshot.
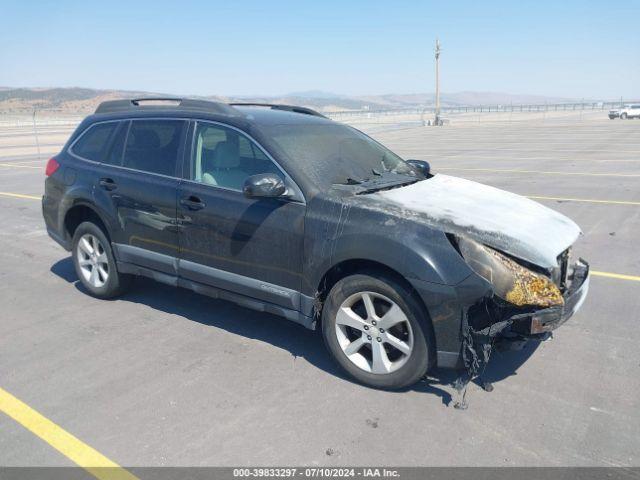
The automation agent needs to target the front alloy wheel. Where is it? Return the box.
[335,291,414,374]
[322,273,432,389]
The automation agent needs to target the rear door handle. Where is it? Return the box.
[99,178,117,191]
[180,195,205,210]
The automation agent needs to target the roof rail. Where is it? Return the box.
[228,103,328,119]
[95,98,239,116]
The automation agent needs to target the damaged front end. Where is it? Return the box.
[450,235,590,405]
[453,235,590,338]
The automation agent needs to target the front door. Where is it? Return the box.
[177,121,305,310]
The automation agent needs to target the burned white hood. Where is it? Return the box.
[375,174,581,269]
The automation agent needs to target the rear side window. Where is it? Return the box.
[71,122,118,161]
[122,120,186,176]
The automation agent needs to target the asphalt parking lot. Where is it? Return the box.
[0,110,638,470]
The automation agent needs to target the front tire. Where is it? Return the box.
[321,273,432,389]
[72,221,131,299]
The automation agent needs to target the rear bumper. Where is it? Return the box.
[42,195,71,250]
[46,226,71,250]
[510,259,590,335]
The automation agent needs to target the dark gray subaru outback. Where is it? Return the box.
[42,98,590,389]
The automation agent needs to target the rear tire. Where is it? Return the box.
[72,221,132,299]
[321,273,432,389]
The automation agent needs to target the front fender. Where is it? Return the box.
[302,195,473,295]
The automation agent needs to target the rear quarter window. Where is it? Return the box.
[71,122,119,161]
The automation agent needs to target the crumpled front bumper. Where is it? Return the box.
[510,259,590,335]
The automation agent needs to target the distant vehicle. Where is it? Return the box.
[609,104,640,119]
[42,98,589,389]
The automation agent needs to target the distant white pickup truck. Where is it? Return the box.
[609,104,640,119]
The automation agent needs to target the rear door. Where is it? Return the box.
[177,120,306,310]
[67,119,121,197]
[92,118,188,275]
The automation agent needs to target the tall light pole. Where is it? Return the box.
[434,38,441,126]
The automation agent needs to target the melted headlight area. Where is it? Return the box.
[455,236,563,308]
[488,249,563,307]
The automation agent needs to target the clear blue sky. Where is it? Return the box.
[1,0,638,99]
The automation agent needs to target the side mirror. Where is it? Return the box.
[406,159,431,177]
[243,173,287,198]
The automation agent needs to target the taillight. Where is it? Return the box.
[45,157,60,176]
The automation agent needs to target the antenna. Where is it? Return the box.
[434,38,442,126]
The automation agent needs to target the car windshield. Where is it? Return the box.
[261,123,415,188]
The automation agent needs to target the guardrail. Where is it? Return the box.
[1,100,637,126]
[326,100,639,120]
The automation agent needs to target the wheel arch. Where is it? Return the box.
[63,202,112,245]
[314,258,437,365]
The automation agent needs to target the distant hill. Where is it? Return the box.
[0,87,578,114]
[0,88,167,114]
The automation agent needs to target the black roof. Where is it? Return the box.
[95,98,239,116]
[94,98,329,123]
[232,106,332,126]
[228,103,328,118]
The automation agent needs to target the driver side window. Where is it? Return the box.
[191,122,282,191]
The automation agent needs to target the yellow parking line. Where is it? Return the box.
[0,163,42,169]
[0,387,138,480]
[591,271,640,282]
[0,191,40,200]
[527,195,640,206]
[438,167,640,177]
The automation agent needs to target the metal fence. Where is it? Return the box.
[326,100,637,121]
[1,100,637,163]
[1,100,636,129]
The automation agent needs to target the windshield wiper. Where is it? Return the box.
[340,177,366,185]
[356,178,420,195]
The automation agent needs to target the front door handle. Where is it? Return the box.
[99,178,117,191]
[180,195,205,210]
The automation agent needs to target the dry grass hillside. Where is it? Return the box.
[0,87,578,115]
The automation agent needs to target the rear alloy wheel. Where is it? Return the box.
[72,221,131,299]
[322,274,431,389]
[76,233,109,288]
